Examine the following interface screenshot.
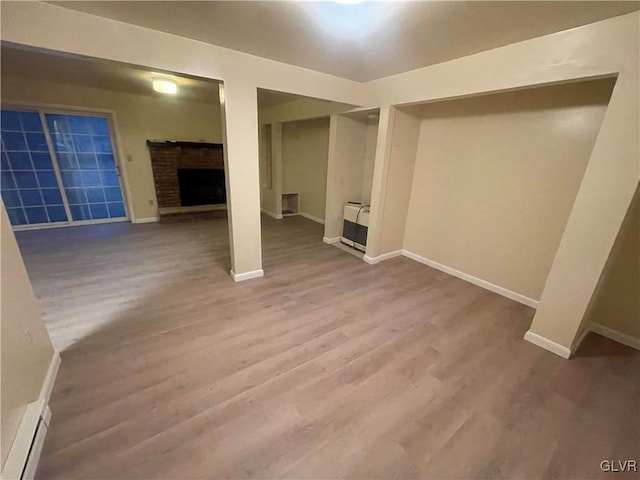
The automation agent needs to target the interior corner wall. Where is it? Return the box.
[0,75,222,221]
[324,115,370,238]
[403,80,614,301]
[582,185,640,342]
[281,117,330,221]
[0,202,55,468]
[361,121,379,204]
[376,108,420,255]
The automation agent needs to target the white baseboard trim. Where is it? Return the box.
[524,330,571,359]
[230,269,264,282]
[402,250,539,309]
[39,353,61,404]
[590,323,640,351]
[261,209,283,220]
[363,250,403,265]
[323,236,340,244]
[132,217,159,224]
[298,212,325,225]
[2,353,60,480]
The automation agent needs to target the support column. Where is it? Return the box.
[219,81,263,281]
[526,74,640,357]
[365,106,395,259]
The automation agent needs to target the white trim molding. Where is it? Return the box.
[230,269,264,282]
[590,323,640,351]
[323,236,340,244]
[363,250,403,265]
[298,212,325,225]
[132,217,159,224]
[524,330,572,359]
[261,209,283,220]
[2,352,60,480]
[401,250,539,309]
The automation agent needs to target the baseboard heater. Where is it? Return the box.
[2,400,51,480]
[341,203,370,252]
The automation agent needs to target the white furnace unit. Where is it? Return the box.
[341,203,370,252]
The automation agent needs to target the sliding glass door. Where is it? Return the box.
[1,108,127,228]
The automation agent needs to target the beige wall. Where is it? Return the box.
[403,80,614,301]
[376,108,421,256]
[584,186,640,341]
[259,97,354,126]
[324,115,377,239]
[281,118,330,221]
[1,75,222,221]
[0,203,55,467]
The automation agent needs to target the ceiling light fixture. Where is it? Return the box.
[152,78,177,94]
[334,0,365,4]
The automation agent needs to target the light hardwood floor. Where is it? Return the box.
[15,216,640,479]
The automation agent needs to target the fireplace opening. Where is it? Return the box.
[178,168,226,206]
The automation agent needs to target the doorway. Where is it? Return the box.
[1,108,128,229]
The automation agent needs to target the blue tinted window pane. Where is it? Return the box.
[1,109,68,228]
[89,118,109,135]
[25,206,48,224]
[2,189,21,208]
[61,170,82,188]
[42,188,63,205]
[65,188,87,205]
[7,207,27,225]
[19,189,44,206]
[93,136,113,153]
[96,154,116,170]
[68,116,91,134]
[108,202,126,218]
[77,153,98,170]
[73,135,94,153]
[14,171,38,188]
[1,151,10,171]
[101,171,119,186]
[31,152,53,170]
[47,206,68,222]
[104,187,123,202]
[25,133,48,152]
[2,132,27,151]
[86,187,106,203]
[20,112,44,133]
[36,171,58,188]
[57,152,77,170]
[1,172,16,189]
[81,170,101,187]
[90,203,109,219]
[1,111,23,131]
[7,152,33,170]
[69,204,91,221]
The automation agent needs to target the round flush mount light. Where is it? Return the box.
[152,78,178,94]
[334,0,365,3]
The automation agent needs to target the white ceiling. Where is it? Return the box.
[50,1,640,82]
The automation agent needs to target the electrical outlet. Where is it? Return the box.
[148,199,155,206]
[126,154,133,162]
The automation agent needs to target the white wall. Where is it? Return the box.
[1,203,55,468]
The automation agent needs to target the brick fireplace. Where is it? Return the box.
[147,140,227,223]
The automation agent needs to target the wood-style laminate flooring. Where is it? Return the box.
[15,216,640,479]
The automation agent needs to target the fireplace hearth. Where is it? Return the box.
[148,140,227,222]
